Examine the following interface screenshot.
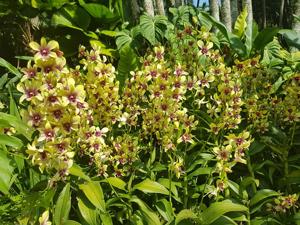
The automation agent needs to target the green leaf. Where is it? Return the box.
[54,183,71,225]
[233,8,248,38]
[187,167,213,179]
[117,44,138,90]
[58,5,91,30]
[284,170,300,184]
[175,209,199,225]
[140,14,167,45]
[155,199,174,222]
[250,189,279,207]
[130,196,161,225]
[0,134,23,148]
[79,181,106,212]
[133,179,169,195]
[0,150,14,195]
[80,2,118,21]
[279,30,300,49]
[100,212,113,225]
[106,177,126,191]
[78,198,98,225]
[253,28,281,51]
[201,200,248,224]
[0,57,22,78]
[69,163,91,181]
[0,112,34,140]
[63,220,81,225]
[294,212,300,225]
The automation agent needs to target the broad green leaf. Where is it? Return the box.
[233,8,248,38]
[63,220,81,225]
[250,189,279,207]
[69,163,91,181]
[0,57,22,78]
[211,215,238,225]
[253,28,281,51]
[79,181,106,212]
[78,198,98,225]
[0,112,34,140]
[0,134,23,148]
[130,196,161,225]
[279,30,300,49]
[155,199,174,222]
[133,179,169,195]
[100,212,113,225]
[80,3,118,21]
[100,30,117,37]
[251,217,282,225]
[201,200,248,224]
[0,150,14,195]
[187,167,213,178]
[116,30,133,50]
[106,177,126,191]
[175,209,199,225]
[283,170,300,184]
[58,5,91,30]
[54,183,71,225]
[294,212,300,225]
[117,44,138,90]
[140,14,167,45]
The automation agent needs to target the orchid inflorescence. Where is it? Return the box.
[17,24,299,202]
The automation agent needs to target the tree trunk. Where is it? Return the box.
[293,0,300,32]
[131,0,140,22]
[262,0,266,28]
[175,0,183,7]
[209,0,220,21]
[143,0,154,16]
[169,0,176,7]
[279,0,285,26]
[243,0,253,28]
[221,0,232,31]
[231,0,239,24]
[156,0,165,15]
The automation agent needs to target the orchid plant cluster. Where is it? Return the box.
[17,24,299,203]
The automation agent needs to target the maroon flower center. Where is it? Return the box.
[48,96,57,103]
[63,123,71,132]
[95,131,102,137]
[161,104,168,111]
[45,129,54,139]
[32,113,41,123]
[56,143,66,152]
[40,48,49,56]
[68,93,77,102]
[53,109,62,119]
[25,88,38,98]
[235,138,244,145]
[201,47,208,54]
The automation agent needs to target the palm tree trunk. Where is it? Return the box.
[131,0,140,22]
[231,0,239,23]
[243,0,253,28]
[156,0,165,15]
[209,0,220,21]
[143,0,155,16]
[221,0,232,31]
[293,0,300,32]
[262,0,266,28]
[175,0,183,7]
[279,0,285,27]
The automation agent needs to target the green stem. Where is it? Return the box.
[246,154,257,194]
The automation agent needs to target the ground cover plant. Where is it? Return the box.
[0,4,300,225]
